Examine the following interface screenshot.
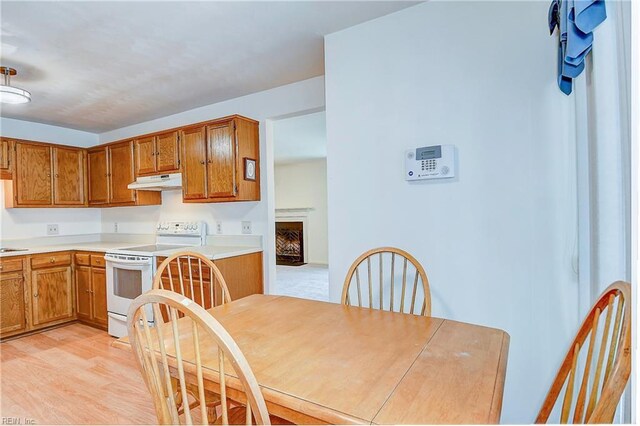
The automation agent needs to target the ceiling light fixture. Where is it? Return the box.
[0,67,31,104]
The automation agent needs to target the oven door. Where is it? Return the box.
[105,254,153,317]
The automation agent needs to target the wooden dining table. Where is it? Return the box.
[113,294,510,424]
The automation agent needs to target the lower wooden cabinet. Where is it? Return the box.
[75,265,92,321]
[0,271,27,336]
[31,265,73,327]
[215,252,263,300]
[156,251,264,301]
[75,252,107,329]
[0,250,109,340]
[91,267,108,327]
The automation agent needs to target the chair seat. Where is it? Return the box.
[215,406,293,425]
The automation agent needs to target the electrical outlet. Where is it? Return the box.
[47,224,59,235]
[216,221,223,234]
[241,221,252,234]
[114,222,119,233]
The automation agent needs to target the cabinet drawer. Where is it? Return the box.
[31,253,72,269]
[0,258,24,273]
[90,254,106,268]
[75,253,91,266]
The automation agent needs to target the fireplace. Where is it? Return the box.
[276,221,305,266]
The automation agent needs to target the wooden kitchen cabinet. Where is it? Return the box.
[181,125,208,200]
[31,265,74,328]
[53,146,85,205]
[87,142,161,207]
[91,267,108,327]
[214,252,263,300]
[155,251,264,301]
[181,116,260,203]
[108,141,137,204]
[87,147,109,205]
[0,138,13,180]
[0,272,27,336]
[74,252,107,330]
[1,114,256,208]
[75,265,92,321]
[134,136,156,175]
[135,131,180,176]
[0,257,27,339]
[13,142,52,206]
[5,141,86,208]
[206,121,236,198]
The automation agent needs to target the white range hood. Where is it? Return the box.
[127,173,182,191]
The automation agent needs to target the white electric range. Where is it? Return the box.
[104,221,207,337]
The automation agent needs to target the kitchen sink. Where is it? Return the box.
[0,248,28,253]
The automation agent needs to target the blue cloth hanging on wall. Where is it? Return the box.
[548,0,607,95]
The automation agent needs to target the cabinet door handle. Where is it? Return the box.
[156,152,160,156]
[151,152,156,156]
[50,258,55,263]
[55,173,59,178]
[0,265,3,270]
[34,292,39,298]
[200,160,205,165]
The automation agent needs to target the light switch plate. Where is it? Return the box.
[216,221,223,234]
[47,224,59,235]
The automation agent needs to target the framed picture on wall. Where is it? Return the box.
[244,158,256,181]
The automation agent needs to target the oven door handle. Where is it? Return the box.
[104,255,152,266]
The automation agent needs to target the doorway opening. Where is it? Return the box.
[271,110,329,301]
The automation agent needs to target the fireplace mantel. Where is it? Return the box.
[275,207,314,214]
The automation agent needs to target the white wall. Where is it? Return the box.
[274,159,328,264]
[0,118,101,240]
[99,76,326,292]
[325,1,578,423]
[0,117,98,147]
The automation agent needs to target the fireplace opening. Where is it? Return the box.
[276,221,305,266]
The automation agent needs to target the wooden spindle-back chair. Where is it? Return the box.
[536,281,631,424]
[154,252,231,314]
[341,247,431,316]
[153,252,232,421]
[127,289,271,425]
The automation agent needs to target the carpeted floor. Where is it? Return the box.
[274,263,329,301]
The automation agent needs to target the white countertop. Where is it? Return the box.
[152,245,262,260]
[0,236,262,261]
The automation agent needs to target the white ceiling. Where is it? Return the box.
[273,110,326,164]
[0,1,418,133]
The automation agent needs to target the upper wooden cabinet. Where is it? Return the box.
[87,148,109,205]
[5,142,86,208]
[87,142,160,207]
[181,116,260,203]
[0,138,13,180]
[1,114,258,208]
[108,141,137,204]
[181,125,208,200]
[134,131,180,176]
[15,142,52,206]
[53,147,85,205]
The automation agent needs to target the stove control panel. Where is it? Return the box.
[156,221,207,236]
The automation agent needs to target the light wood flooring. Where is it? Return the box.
[0,323,157,424]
